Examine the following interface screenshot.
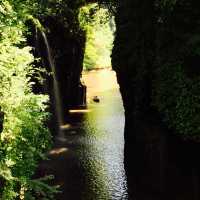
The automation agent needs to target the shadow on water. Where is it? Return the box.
[124,114,200,200]
[37,85,128,200]
[36,68,200,200]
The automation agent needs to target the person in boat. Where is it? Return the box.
[93,96,100,102]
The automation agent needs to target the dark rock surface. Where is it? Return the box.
[112,1,200,199]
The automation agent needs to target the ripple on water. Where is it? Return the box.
[58,70,129,200]
[70,89,128,200]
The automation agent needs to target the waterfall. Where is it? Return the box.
[41,31,65,139]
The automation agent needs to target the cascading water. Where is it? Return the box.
[41,31,65,140]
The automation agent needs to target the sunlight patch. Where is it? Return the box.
[49,148,68,155]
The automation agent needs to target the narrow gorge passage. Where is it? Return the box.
[38,69,128,200]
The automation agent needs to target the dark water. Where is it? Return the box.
[37,69,200,200]
[67,89,128,200]
[39,82,128,199]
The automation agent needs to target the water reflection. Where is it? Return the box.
[38,69,200,200]
[76,88,128,199]
[40,69,128,200]
[81,69,127,199]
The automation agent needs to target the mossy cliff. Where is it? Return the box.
[112,1,200,199]
[28,1,86,110]
[112,0,200,140]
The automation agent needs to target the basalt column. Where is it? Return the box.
[112,1,159,199]
[112,0,155,131]
[27,5,86,133]
[41,15,86,110]
[113,1,200,200]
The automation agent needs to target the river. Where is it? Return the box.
[39,69,128,200]
[37,68,200,200]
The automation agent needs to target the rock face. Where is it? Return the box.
[112,1,157,198]
[112,0,155,120]
[112,1,200,199]
[36,16,86,110]
[26,4,86,131]
[112,0,155,152]
[25,3,87,135]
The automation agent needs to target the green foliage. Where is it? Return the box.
[24,175,60,200]
[112,0,200,138]
[153,63,200,137]
[152,0,200,137]
[79,4,114,70]
[0,1,54,199]
[0,0,116,198]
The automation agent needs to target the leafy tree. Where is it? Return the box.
[0,1,53,199]
[0,0,116,198]
[79,4,114,70]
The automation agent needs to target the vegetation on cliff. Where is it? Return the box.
[0,1,54,199]
[112,0,200,138]
[79,3,115,70]
[0,0,115,199]
[153,1,200,137]
[2,0,200,198]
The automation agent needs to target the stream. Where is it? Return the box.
[37,68,200,200]
[39,69,128,200]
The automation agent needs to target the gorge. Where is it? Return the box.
[1,0,200,199]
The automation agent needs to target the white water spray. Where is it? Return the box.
[41,31,65,140]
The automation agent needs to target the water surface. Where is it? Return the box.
[43,69,128,200]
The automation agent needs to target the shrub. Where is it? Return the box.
[0,1,52,199]
[153,63,200,138]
